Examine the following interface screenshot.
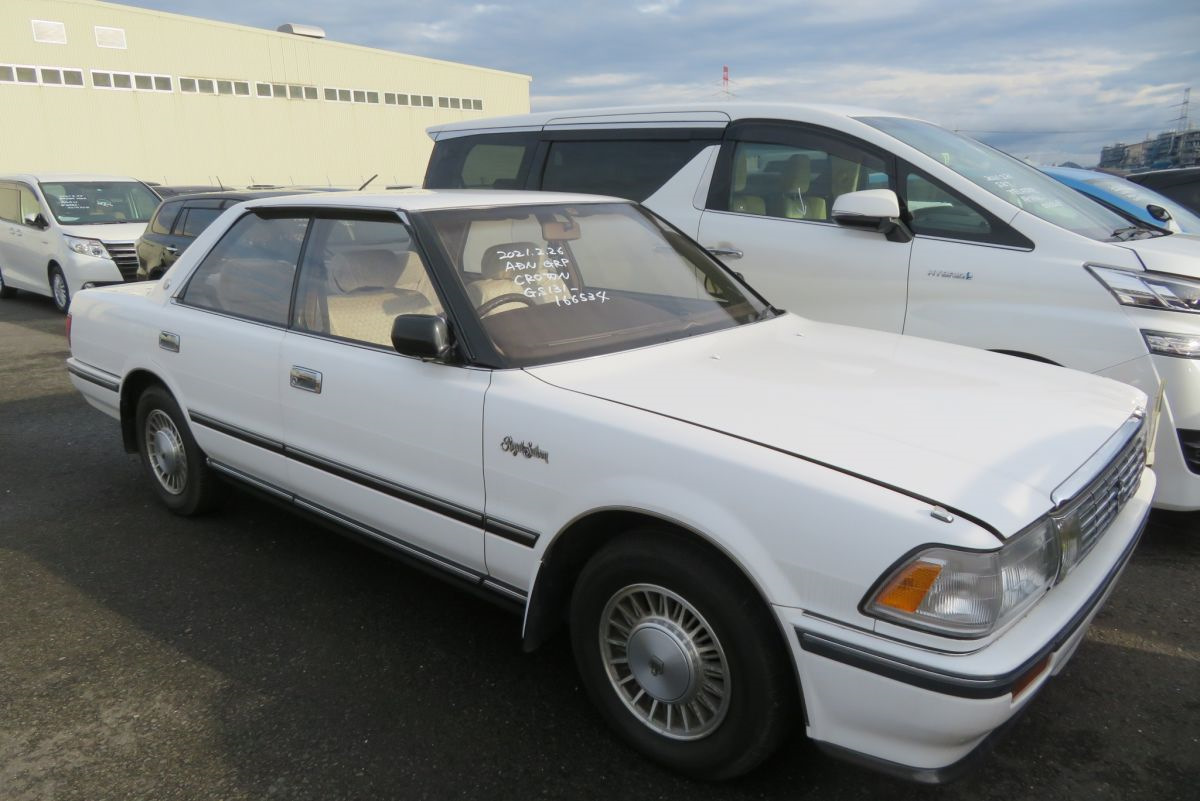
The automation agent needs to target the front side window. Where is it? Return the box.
[180,214,308,325]
[542,139,714,202]
[19,186,43,224]
[421,202,771,365]
[861,116,1134,241]
[904,171,992,239]
[424,134,537,190]
[293,218,444,347]
[715,133,888,221]
[149,200,182,235]
[39,181,161,224]
[178,206,224,238]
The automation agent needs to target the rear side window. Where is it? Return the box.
[180,214,308,325]
[178,207,224,238]
[424,133,538,189]
[541,139,712,202]
[149,201,183,235]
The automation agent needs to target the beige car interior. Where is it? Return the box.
[321,248,441,346]
[467,240,571,315]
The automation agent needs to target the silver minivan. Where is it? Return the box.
[0,173,160,311]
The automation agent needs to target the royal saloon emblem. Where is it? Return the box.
[500,436,549,463]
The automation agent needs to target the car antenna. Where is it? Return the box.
[216,175,228,191]
[358,174,378,191]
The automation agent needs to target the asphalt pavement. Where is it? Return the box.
[1,292,1197,801]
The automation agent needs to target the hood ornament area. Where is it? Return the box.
[501,436,549,463]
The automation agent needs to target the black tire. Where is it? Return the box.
[134,385,221,515]
[49,264,70,313]
[569,530,797,779]
[0,266,16,299]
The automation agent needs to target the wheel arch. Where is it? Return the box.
[521,507,781,655]
[119,369,171,453]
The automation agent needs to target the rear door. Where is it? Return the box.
[6,182,54,291]
[137,199,184,278]
[697,122,911,333]
[0,182,29,288]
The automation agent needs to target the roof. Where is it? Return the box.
[426,101,919,136]
[158,189,315,203]
[241,188,627,212]
[0,173,149,184]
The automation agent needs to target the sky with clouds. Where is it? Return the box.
[120,0,1199,166]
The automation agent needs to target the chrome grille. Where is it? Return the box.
[102,241,139,281]
[1058,421,1146,572]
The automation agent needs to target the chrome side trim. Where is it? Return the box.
[206,459,293,501]
[66,358,120,392]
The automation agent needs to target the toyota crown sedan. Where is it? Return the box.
[66,189,1154,782]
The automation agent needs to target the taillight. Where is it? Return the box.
[65,313,72,347]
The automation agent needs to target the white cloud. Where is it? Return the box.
[562,73,643,88]
[637,0,681,14]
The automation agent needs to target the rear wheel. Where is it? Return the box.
[0,267,15,299]
[49,264,70,313]
[135,385,221,515]
[569,530,797,779]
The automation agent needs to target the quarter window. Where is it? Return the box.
[542,139,715,202]
[180,214,308,325]
[425,134,538,190]
[0,184,20,223]
[292,218,443,347]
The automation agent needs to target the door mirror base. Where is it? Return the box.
[24,213,49,230]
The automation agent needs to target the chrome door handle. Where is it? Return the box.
[706,247,743,259]
[164,245,178,254]
[289,366,323,394]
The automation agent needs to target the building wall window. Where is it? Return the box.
[94,26,127,49]
[32,20,68,45]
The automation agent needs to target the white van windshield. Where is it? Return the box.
[859,116,1139,242]
[39,180,161,225]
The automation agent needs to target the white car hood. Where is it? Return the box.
[1122,234,1200,279]
[58,221,148,242]
[526,316,1145,536]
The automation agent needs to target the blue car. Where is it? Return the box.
[1043,166,1200,235]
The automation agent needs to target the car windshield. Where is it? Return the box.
[859,116,1135,242]
[39,180,161,225]
[420,201,773,366]
[1075,174,1200,234]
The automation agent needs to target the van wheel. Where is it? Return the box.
[569,531,796,779]
[49,265,70,313]
[135,385,221,515]
[0,267,15,299]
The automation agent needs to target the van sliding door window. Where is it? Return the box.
[424,133,539,190]
[541,140,713,202]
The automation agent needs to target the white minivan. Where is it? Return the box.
[424,103,1200,512]
[0,174,160,312]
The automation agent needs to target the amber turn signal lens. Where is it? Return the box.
[877,560,943,613]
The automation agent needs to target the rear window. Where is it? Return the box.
[425,133,538,189]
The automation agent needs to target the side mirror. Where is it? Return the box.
[24,212,48,230]
[391,314,451,360]
[1147,204,1173,223]
[832,189,913,243]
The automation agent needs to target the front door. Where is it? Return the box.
[280,215,489,574]
[697,122,911,333]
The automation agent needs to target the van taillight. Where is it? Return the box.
[65,313,72,347]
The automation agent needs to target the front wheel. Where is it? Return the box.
[135,385,221,515]
[49,264,70,313]
[570,531,797,779]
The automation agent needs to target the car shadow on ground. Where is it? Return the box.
[0,383,1197,800]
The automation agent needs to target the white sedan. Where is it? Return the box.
[66,189,1154,781]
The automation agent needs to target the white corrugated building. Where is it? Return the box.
[0,0,531,187]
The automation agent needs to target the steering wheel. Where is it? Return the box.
[477,293,537,317]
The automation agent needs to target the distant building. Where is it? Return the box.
[0,0,530,186]
[1099,130,1200,172]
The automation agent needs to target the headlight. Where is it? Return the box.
[1142,329,1200,358]
[65,236,110,259]
[1088,265,1200,313]
[864,519,1059,637]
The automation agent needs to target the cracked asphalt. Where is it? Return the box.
[1,292,1197,800]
